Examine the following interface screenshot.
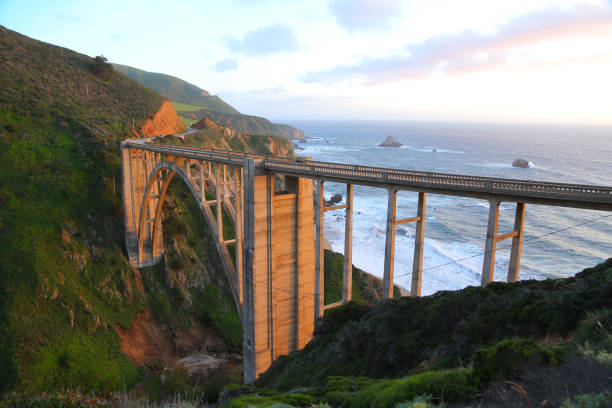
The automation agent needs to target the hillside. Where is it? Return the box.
[112,63,306,140]
[0,25,236,395]
[113,63,239,115]
[190,110,305,141]
[223,260,611,407]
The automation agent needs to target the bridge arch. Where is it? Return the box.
[134,159,242,314]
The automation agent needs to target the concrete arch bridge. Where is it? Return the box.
[121,140,612,382]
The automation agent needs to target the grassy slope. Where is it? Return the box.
[112,63,304,139]
[113,64,239,114]
[189,110,303,140]
[0,26,244,393]
[0,25,168,392]
[257,259,612,391]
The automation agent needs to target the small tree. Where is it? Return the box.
[90,55,113,80]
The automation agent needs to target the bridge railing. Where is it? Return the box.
[263,159,612,203]
[124,140,612,204]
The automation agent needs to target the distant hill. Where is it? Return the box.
[113,63,239,114]
[113,63,306,140]
[189,110,305,141]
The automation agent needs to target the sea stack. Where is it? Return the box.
[512,158,531,168]
[379,135,403,147]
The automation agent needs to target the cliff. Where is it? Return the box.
[190,110,306,141]
[139,100,186,137]
[156,118,295,158]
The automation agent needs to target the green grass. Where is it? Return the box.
[171,102,204,112]
[178,115,198,127]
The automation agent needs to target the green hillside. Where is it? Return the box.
[112,63,306,140]
[188,110,305,140]
[0,26,245,395]
[113,63,239,114]
[224,260,611,407]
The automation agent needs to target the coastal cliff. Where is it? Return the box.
[139,100,186,138]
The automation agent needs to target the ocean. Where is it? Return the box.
[288,120,612,295]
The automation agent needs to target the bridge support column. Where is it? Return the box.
[383,189,397,299]
[343,184,353,304]
[314,179,324,321]
[216,163,223,242]
[482,201,526,286]
[242,160,316,383]
[481,200,500,286]
[507,202,525,282]
[411,192,427,297]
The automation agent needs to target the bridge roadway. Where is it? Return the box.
[121,139,612,382]
[124,140,612,211]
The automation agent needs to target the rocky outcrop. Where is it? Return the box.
[115,308,228,367]
[512,158,532,168]
[140,100,186,138]
[379,135,403,147]
[190,111,306,141]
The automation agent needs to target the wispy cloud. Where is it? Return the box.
[225,24,299,55]
[211,58,238,72]
[328,0,403,32]
[303,5,612,84]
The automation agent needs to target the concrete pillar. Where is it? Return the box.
[507,202,525,282]
[235,166,243,305]
[242,159,256,384]
[216,163,223,242]
[314,179,324,321]
[200,161,205,203]
[383,189,397,299]
[481,200,500,286]
[411,192,427,297]
[342,184,353,303]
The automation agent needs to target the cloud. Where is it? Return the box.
[303,5,612,84]
[225,24,299,55]
[328,0,403,32]
[211,58,238,72]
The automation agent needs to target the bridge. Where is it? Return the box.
[120,139,612,382]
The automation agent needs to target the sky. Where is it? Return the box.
[1,0,612,125]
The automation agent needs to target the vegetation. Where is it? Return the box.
[0,26,248,397]
[0,25,167,393]
[113,64,239,114]
[189,110,304,140]
[113,63,304,139]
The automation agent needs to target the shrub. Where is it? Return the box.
[370,369,477,407]
[561,392,612,408]
[473,338,560,382]
[90,55,114,80]
[577,309,612,350]
[228,393,316,408]
[395,394,445,408]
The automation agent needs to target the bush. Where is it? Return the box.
[561,392,612,408]
[395,394,445,408]
[370,369,477,407]
[228,393,316,408]
[577,309,612,350]
[319,370,476,408]
[90,55,114,80]
[473,338,560,382]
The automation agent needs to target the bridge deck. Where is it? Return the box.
[124,141,612,211]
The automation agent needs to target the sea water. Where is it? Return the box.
[288,120,612,295]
